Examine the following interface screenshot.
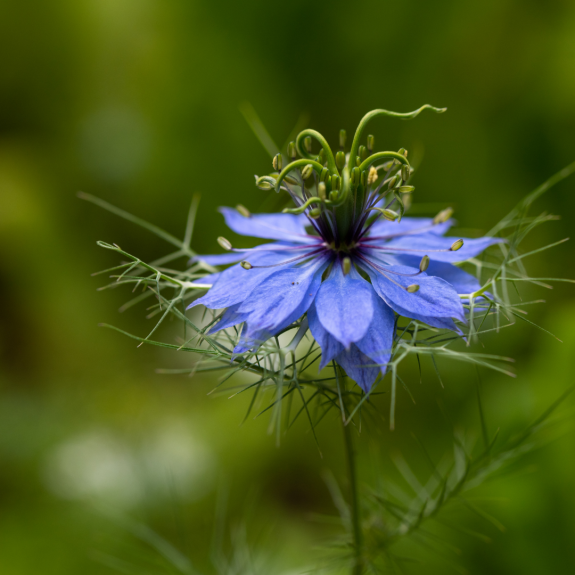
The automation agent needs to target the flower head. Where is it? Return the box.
[189,107,502,392]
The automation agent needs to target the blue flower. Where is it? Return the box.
[188,108,503,392]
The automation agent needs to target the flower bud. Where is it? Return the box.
[336,150,346,171]
[288,141,297,160]
[236,204,251,218]
[342,257,351,276]
[218,236,232,251]
[339,129,347,148]
[301,164,314,180]
[419,255,429,272]
[367,134,374,153]
[240,261,252,270]
[367,166,378,185]
[359,145,367,161]
[401,164,410,181]
[406,284,420,293]
[433,207,454,224]
[450,239,464,251]
[309,207,322,219]
[304,136,312,153]
[318,181,327,200]
[272,153,282,172]
[381,209,399,221]
[398,185,415,193]
[320,167,330,182]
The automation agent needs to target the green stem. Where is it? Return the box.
[342,417,363,574]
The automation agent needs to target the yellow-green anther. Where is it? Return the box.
[304,136,312,153]
[336,151,346,171]
[406,284,420,293]
[367,134,374,153]
[356,156,361,167]
[331,174,339,191]
[401,164,410,181]
[318,181,327,200]
[339,129,347,148]
[419,255,429,272]
[398,185,415,193]
[367,166,378,185]
[272,153,282,172]
[450,239,464,251]
[433,207,454,224]
[329,190,339,202]
[218,236,232,251]
[309,207,322,219]
[240,261,252,270]
[236,204,251,217]
[318,149,325,164]
[398,148,408,158]
[285,176,299,185]
[382,160,394,171]
[342,257,352,276]
[320,167,329,182]
[288,141,297,160]
[302,164,314,180]
[361,170,367,187]
[382,209,399,221]
[256,177,274,190]
[359,145,367,161]
[386,175,399,189]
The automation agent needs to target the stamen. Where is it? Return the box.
[218,237,232,251]
[433,207,453,224]
[336,151,346,171]
[407,284,420,293]
[419,255,430,272]
[342,257,352,276]
[309,208,322,219]
[236,204,251,218]
[367,134,374,154]
[359,243,459,254]
[339,129,347,149]
[450,239,464,251]
[301,164,314,180]
[355,253,423,277]
[367,166,378,185]
[272,153,282,172]
[318,181,327,200]
[367,207,399,221]
[242,247,327,270]
[231,242,324,254]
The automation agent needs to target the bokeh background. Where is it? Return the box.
[1,0,575,573]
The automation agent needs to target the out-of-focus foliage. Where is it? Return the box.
[1,1,574,574]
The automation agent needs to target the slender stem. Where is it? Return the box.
[342,417,363,574]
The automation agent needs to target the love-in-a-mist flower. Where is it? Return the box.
[189,107,502,392]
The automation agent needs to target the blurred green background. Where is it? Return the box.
[1,0,575,573]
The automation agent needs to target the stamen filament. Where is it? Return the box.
[242,247,327,269]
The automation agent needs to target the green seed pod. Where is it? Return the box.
[433,207,454,224]
[272,153,282,172]
[339,129,347,148]
[217,236,232,251]
[309,207,322,219]
[336,150,346,171]
[401,164,410,181]
[367,134,374,153]
[398,185,415,193]
[236,204,251,218]
[288,141,297,160]
[359,145,367,161]
[318,181,327,200]
[240,261,253,270]
[342,257,352,276]
[301,164,314,180]
[450,239,464,251]
[304,136,312,153]
[406,284,420,293]
[419,255,430,272]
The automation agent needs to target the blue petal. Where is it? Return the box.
[315,263,374,349]
[336,345,381,393]
[367,217,452,238]
[209,304,247,334]
[188,249,301,310]
[355,294,395,370]
[219,207,312,242]
[189,271,221,287]
[237,257,329,332]
[390,255,481,294]
[382,234,504,263]
[364,264,466,322]
[307,302,345,370]
[393,303,464,335]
